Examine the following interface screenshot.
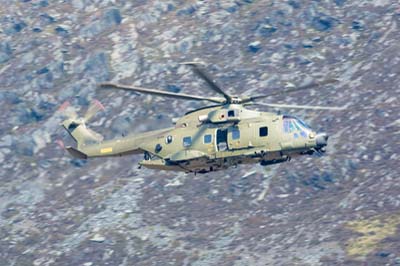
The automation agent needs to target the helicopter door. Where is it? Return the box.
[227,126,242,150]
[216,129,228,151]
[254,122,270,149]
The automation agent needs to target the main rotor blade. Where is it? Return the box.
[182,62,233,103]
[99,82,225,104]
[255,102,347,110]
[245,78,339,103]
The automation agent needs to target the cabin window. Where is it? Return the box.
[259,126,268,137]
[232,128,240,140]
[228,110,235,117]
[155,143,162,153]
[165,135,173,144]
[204,134,212,144]
[183,136,192,147]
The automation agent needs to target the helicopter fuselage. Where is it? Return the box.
[75,104,327,174]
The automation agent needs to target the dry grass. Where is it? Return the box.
[346,214,400,259]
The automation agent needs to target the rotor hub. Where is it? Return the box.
[230,96,242,104]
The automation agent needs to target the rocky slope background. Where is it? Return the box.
[1,0,400,265]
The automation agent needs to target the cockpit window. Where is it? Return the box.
[296,118,311,130]
[289,121,296,133]
[293,121,301,131]
[283,116,312,137]
[283,120,290,133]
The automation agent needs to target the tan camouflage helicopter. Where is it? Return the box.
[61,62,345,174]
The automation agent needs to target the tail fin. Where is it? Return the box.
[62,118,103,148]
[59,101,104,151]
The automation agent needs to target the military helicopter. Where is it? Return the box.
[60,62,345,174]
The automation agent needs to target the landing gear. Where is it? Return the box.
[260,156,290,166]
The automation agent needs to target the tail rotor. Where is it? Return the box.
[83,99,105,124]
[58,100,105,152]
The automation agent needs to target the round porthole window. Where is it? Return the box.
[166,135,173,144]
[155,144,162,153]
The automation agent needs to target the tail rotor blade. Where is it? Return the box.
[57,101,78,119]
[55,139,65,149]
[58,101,70,112]
[84,99,105,123]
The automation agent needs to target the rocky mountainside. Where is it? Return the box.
[1,0,400,265]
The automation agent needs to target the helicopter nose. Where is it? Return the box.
[316,132,329,147]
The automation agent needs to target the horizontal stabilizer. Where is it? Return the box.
[66,146,87,159]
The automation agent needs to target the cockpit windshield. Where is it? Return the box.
[295,117,311,130]
[283,115,312,137]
